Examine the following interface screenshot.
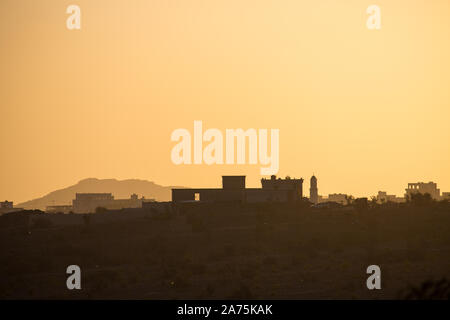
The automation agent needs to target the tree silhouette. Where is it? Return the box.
[408,193,434,207]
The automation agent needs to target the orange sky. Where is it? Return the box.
[1,0,449,203]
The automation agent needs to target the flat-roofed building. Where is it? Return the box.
[405,182,440,200]
[377,191,405,203]
[172,175,303,204]
[72,193,142,213]
[327,193,348,205]
[0,200,13,209]
[0,201,23,214]
[441,192,450,201]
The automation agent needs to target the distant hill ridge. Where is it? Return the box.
[17,178,183,210]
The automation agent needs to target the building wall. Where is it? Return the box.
[245,188,295,203]
[73,193,114,213]
[105,198,142,210]
[172,188,245,203]
[222,176,246,190]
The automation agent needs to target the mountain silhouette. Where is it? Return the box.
[17,178,184,210]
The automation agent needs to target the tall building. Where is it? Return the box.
[309,175,318,204]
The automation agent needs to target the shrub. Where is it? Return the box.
[400,278,450,299]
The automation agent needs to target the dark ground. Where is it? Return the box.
[0,200,449,299]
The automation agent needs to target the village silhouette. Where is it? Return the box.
[1,174,449,299]
[2,174,450,214]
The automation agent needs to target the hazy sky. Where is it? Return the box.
[1,0,449,203]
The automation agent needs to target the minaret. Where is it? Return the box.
[310,175,318,204]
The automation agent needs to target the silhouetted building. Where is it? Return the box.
[309,175,318,204]
[0,201,13,209]
[222,176,246,190]
[72,193,143,213]
[0,201,23,214]
[172,175,303,204]
[405,182,440,200]
[442,192,450,201]
[72,193,113,213]
[327,193,347,205]
[377,191,405,203]
[261,175,303,194]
